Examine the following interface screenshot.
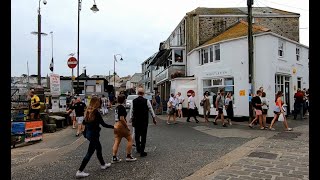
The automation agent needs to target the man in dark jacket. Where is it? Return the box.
[130,87,157,157]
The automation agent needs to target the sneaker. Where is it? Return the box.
[285,128,293,131]
[222,124,227,127]
[76,170,89,178]
[196,120,199,123]
[111,156,122,163]
[75,133,80,137]
[229,121,232,125]
[269,128,276,131]
[101,163,111,169]
[213,121,218,125]
[140,152,147,157]
[126,154,137,162]
[72,126,76,129]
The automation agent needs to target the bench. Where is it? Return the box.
[49,115,66,128]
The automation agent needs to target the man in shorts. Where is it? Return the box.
[29,91,41,120]
[67,96,87,136]
[214,89,227,127]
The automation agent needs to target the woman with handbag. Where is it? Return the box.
[76,97,114,178]
[112,94,137,163]
[202,91,211,123]
[269,91,293,131]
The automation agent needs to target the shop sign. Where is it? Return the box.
[155,69,168,84]
[50,73,61,96]
[204,69,231,77]
[276,66,291,74]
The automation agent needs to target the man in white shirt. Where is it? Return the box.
[176,92,184,118]
[186,92,199,123]
[167,93,178,124]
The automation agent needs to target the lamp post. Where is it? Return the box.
[113,54,123,94]
[108,69,114,84]
[31,0,48,86]
[76,0,99,94]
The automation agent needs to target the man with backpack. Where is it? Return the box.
[213,89,227,127]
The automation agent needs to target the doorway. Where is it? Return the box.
[275,75,291,114]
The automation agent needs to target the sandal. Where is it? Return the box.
[260,127,265,130]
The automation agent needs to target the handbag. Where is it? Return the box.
[200,100,204,106]
[278,113,285,121]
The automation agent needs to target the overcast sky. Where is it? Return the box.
[11,0,309,78]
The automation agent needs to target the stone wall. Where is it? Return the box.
[186,14,199,53]
[254,17,299,42]
[197,16,299,49]
[199,17,241,46]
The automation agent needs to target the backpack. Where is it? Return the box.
[212,94,219,108]
[200,99,204,106]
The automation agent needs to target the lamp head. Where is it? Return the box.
[43,0,47,5]
[90,4,99,13]
[120,57,123,61]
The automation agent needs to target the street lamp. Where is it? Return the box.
[76,0,99,94]
[113,54,123,93]
[31,0,48,86]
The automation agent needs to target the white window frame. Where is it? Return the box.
[297,77,302,90]
[202,77,234,105]
[296,46,300,61]
[278,40,285,58]
[214,44,220,61]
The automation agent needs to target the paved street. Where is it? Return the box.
[11,110,309,180]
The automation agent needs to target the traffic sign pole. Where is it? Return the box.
[67,57,77,95]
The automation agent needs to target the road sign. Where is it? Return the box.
[67,57,77,69]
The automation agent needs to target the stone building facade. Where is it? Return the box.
[183,7,300,53]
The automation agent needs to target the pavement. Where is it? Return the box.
[157,114,309,180]
[11,111,309,180]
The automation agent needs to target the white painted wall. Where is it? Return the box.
[184,33,309,117]
[190,38,249,116]
[255,34,309,116]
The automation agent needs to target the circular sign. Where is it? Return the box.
[67,57,78,69]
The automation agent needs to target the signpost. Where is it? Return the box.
[68,57,77,95]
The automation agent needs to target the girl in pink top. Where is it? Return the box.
[269,91,293,131]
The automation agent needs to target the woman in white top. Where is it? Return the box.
[260,92,269,129]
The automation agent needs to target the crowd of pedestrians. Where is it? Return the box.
[64,86,308,178]
[65,88,156,178]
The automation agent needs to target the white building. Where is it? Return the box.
[174,21,309,117]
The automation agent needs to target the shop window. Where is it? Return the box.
[215,44,220,61]
[278,40,285,57]
[296,46,300,61]
[203,78,234,105]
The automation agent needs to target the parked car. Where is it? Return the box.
[125,95,138,109]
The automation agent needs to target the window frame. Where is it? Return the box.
[278,39,285,58]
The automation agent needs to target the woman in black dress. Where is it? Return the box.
[225,92,234,125]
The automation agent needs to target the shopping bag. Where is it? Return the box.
[278,113,285,122]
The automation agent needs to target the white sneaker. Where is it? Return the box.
[101,163,111,169]
[126,155,137,162]
[76,170,89,178]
